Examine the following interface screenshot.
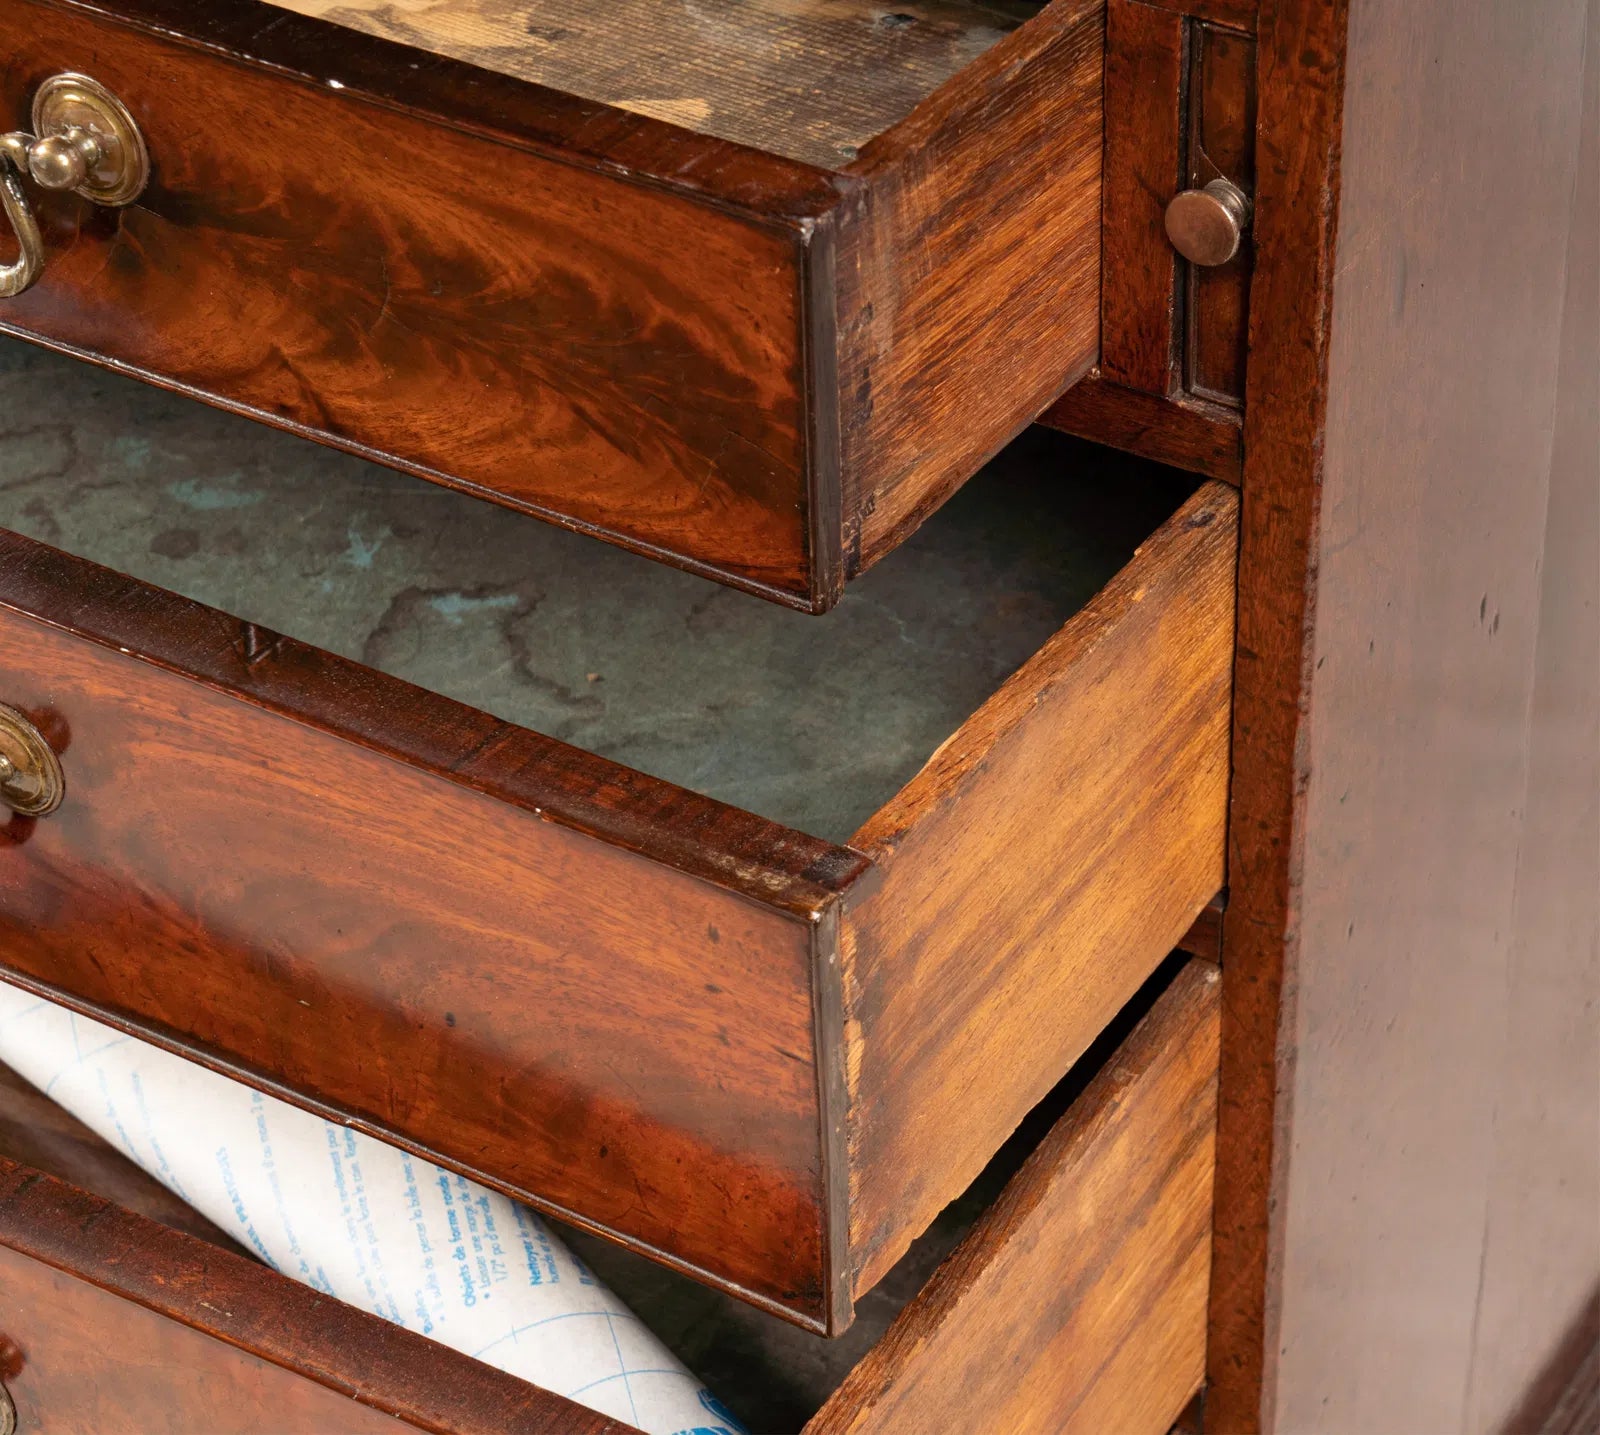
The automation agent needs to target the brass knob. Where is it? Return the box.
[1164,178,1251,267]
[26,129,101,192]
[1,72,149,299]
[0,1377,14,1435]
[0,702,64,818]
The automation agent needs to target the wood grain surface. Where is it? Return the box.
[838,0,1104,572]
[262,0,1040,168]
[1463,27,1599,1424]
[840,482,1236,1296]
[808,960,1219,1435]
[1129,0,1256,24]
[1182,20,1255,406]
[0,959,1218,1434]
[0,530,856,1324]
[1248,0,1598,1430]
[1176,895,1226,963]
[1042,374,1244,481]
[1,0,823,603]
[1048,0,1255,478]
[0,1161,623,1433]
[1205,0,1349,1420]
[1100,0,1184,396]
[0,454,1228,1331]
[3,0,1105,609]
[1208,0,1596,1428]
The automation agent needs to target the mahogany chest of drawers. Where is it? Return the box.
[1,0,1592,1430]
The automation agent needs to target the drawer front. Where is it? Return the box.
[0,0,1104,611]
[0,0,816,601]
[0,534,852,1322]
[0,483,1234,1331]
[0,960,1218,1435]
[0,1166,619,1434]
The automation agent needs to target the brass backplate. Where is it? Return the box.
[32,72,149,207]
[0,701,65,817]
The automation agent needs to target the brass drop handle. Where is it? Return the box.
[0,702,65,818]
[1164,178,1252,267]
[1,72,149,299]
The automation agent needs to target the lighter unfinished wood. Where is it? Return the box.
[840,481,1237,1296]
[809,961,1219,1435]
[264,0,1042,166]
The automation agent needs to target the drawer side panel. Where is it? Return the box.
[1,0,814,601]
[837,0,1105,573]
[839,482,1236,1296]
[809,960,1219,1435]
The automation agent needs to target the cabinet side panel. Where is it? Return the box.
[1266,0,1594,1430]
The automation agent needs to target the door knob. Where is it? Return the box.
[1164,178,1251,267]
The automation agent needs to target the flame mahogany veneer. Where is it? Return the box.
[0,0,1104,611]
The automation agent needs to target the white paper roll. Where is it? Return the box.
[0,983,744,1435]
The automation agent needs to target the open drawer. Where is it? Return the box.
[0,0,1104,610]
[0,960,1220,1435]
[0,340,1233,1332]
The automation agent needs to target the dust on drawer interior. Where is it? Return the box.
[259,0,1048,168]
[0,338,1195,843]
[0,953,1188,1432]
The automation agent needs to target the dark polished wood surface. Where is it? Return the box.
[1041,0,1252,480]
[1,0,819,603]
[0,1161,623,1434]
[1042,375,1243,481]
[0,0,1103,610]
[1100,0,1184,396]
[1204,0,1348,1420]
[1209,0,1597,1428]
[1182,20,1255,406]
[0,533,842,1322]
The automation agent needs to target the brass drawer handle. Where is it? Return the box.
[0,703,64,818]
[1,73,149,299]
